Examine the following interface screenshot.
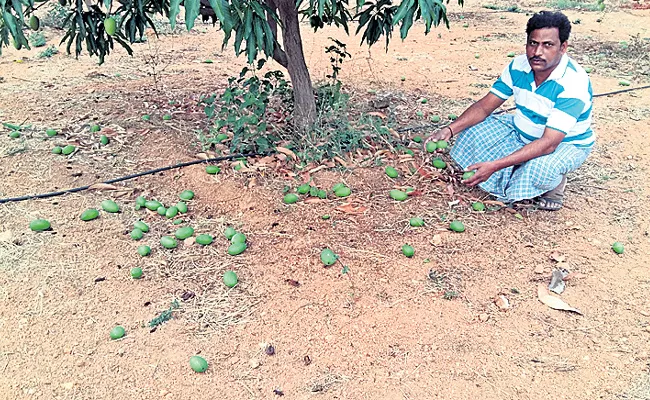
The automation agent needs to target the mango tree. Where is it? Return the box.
[1,0,464,128]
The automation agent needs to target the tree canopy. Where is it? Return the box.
[2,0,462,64]
[1,0,464,126]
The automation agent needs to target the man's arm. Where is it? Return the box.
[463,127,565,186]
[425,93,506,143]
[448,93,506,135]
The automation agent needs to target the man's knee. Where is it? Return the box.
[521,157,560,189]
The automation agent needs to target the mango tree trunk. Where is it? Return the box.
[272,0,317,129]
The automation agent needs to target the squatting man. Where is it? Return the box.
[425,10,595,211]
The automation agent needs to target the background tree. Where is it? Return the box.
[1,0,464,128]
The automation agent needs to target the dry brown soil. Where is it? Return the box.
[1,2,650,399]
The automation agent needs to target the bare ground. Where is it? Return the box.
[1,3,650,400]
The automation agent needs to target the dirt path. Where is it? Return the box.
[1,3,650,399]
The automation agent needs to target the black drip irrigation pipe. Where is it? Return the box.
[1,84,649,205]
[0,152,266,205]
[397,83,650,134]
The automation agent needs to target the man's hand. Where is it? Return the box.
[463,161,499,186]
[423,126,452,148]
[461,127,565,187]
[422,93,506,150]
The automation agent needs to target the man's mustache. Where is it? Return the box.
[530,57,545,62]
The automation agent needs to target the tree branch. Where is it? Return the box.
[273,46,288,68]
[265,0,288,68]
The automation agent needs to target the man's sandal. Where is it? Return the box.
[536,175,567,211]
[536,197,563,211]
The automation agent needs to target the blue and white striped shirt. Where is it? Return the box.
[491,54,595,148]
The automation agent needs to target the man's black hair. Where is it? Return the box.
[526,11,572,43]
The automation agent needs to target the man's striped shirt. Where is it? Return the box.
[490,54,595,148]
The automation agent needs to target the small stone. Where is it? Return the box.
[534,265,545,274]
[76,360,86,367]
[159,389,170,397]
[431,234,442,246]
[117,348,125,356]
[249,358,260,369]
[184,237,195,246]
[479,313,489,322]
[61,382,75,390]
[494,295,510,310]
[549,251,566,262]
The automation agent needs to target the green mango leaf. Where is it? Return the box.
[113,34,133,55]
[169,0,181,29]
[3,11,19,40]
[418,0,433,33]
[253,17,264,54]
[399,4,416,39]
[243,8,252,39]
[207,0,232,31]
[392,0,414,25]
[260,17,274,55]
[249,1,265,19]
[184,0,200,30]
[11,0,24,23]
[233,23,244,54]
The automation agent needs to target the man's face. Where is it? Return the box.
[526,27,568,74]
